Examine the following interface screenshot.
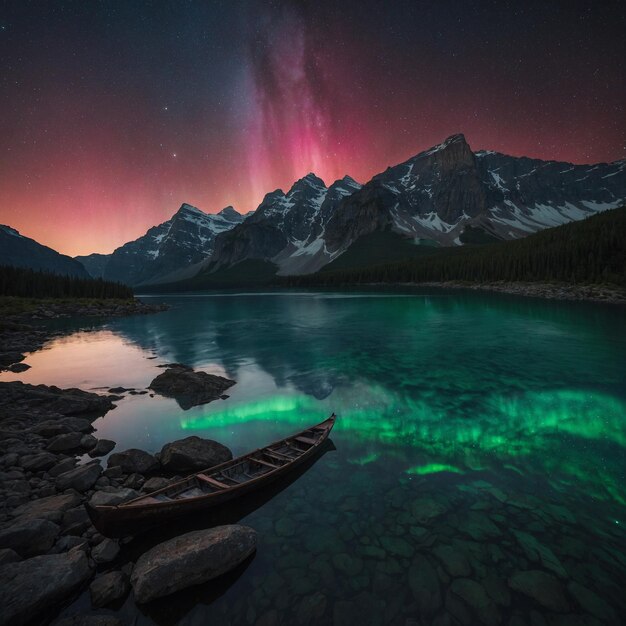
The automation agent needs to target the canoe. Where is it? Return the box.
[86,414,336,537]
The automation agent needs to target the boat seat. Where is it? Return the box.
[219,474,246,484]
[264,450,290,462]
[295,435,317,446]
[251,457,278,469]
[197,474,230,489]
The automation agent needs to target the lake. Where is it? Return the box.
[2,288,625,625]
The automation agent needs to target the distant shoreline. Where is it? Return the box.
[393,281,626,305]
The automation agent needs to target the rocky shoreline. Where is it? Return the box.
[402,281,626,304]
[0,297,169,373]
[0,297,256,624]
[0,380,249,625]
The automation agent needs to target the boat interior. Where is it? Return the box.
[124,423,329,506]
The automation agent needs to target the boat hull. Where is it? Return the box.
[86,416,335,537]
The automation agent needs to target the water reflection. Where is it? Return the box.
[2,290,625,623]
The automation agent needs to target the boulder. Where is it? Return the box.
[11,493,81,524]
[47,432,85,452]
[0,517,60,557]
[48,457,78,478]
[88,488,140,507]
[62,506,92,536]
[31,421,72,438]
[0,548,21,564]
[91,538,120,564]
[21,451,58,472]
[88,439,116,457]
[130,525,256,603]
[148,364,236,410]
[107,448,160,474]
[80,434,98,451]
[89,570,129,607]
[159,436,232,472]
[141,476,171,492]
[0,550,93,624]
[56,462,103,492]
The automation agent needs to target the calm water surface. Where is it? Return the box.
[2,289,625,625]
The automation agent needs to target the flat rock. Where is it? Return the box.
[130,524,256,603]
[21,451,58,471]
[0,517,60,557]
[433,543,472,577]
[56,462,102,492]
[141,477,171,492]
[159,436,232,472]
[0,549,93,624]
[88,488,140,507]
[512,529,567,578]
[90,570,129,607]
[408,553,441,616]
[450,578,501,625]
[508,570,570,612]
[11,493,81,524]
[148,364,236,410]
[567,581,617,622]
[0,381,114,418]
[48,457,78,478]
[47,432,84,452]
[107,448,160,474]
[88,439,116,457]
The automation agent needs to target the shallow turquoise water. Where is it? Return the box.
[4,288,625,624]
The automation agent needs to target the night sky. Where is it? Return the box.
[1,1,624,256]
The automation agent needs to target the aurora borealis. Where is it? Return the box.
[1,1,624,256]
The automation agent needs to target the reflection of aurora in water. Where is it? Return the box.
[180,384,626,503]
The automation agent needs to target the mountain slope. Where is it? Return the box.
[203,135,624,280]
[0,225,89,278]
[99,204,244,286]
[323,134,625,257]
[208,174,362,276]
[289,206,626,287]
[75,253,109,278]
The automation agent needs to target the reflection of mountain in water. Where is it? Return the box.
[111,291,623,402]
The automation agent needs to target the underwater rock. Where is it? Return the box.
[508,570,570,612]
[408,553,441,616]
[130,525,256,603]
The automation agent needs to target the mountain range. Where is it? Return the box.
[0,225,88,278]
[2,134,624,286]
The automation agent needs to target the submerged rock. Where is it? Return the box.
[130,524,256,603]
[0,550,93,624]
[159,436,232,472]
[107,448,160,474]
[508,569,570,612]
[148,364,236,410]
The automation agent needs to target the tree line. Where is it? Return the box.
[0,265,134,299]
[285,207,626,288]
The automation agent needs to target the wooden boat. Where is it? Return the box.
[86,414,336,537]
